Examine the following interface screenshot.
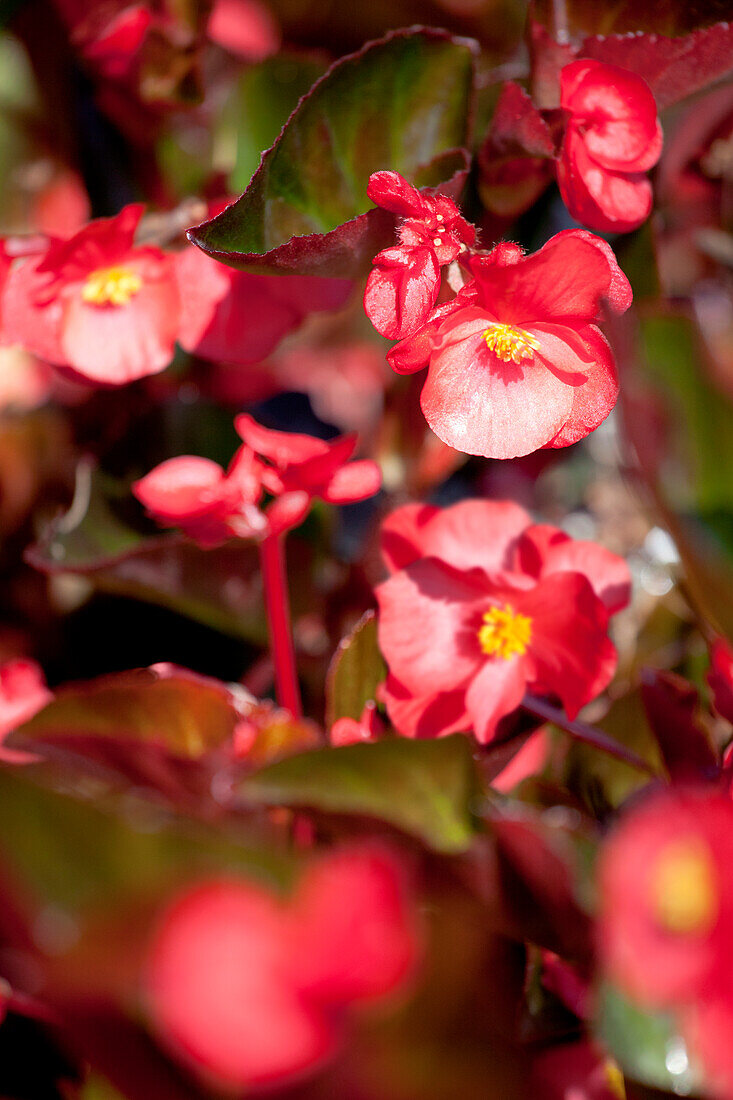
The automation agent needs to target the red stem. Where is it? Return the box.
[521,695,656,775]
[259,534,302,718]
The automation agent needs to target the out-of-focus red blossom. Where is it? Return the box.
[376,499,629,742]
[388,230,631,459]
[235,413,382,528]
[75,4,152,80]
[3,205,179,385]
[532,1042,626,1099]
[598,789,733,1097]
[133,448,268,547]
[134,416,381,546]
[330,700,383,746]
[207,0,280,59]
[364,171,475,340]
[708,637,733,726]
[175,232,352,367]
[0,658,52,764]
[146,846,419,1091]
[558,60,663,234]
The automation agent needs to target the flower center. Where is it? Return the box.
[81,265,142,307]
[483,323,540,364]
[651,838,718,935]
[478,604,532,660]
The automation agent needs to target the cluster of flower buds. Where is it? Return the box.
[133,414,382,545]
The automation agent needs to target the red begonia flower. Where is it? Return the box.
[598,788,733,1008]
[146,880,332,1090]
[146,846,418,1090]
[387,229,631,459]
[364,170,475,340]
[3,205,179,385]
[206,0,280,59]
[235,413,382,509]
[0,658,52,764]
[175,241,352,367]
[557,60,663,234]
[376,499,629,742]
[132,448,268,547]
[377,559,616,743]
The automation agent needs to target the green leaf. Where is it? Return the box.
[14,664,242,760]
[595,982,706,1095]
[25,464,267,644]
[189,27,476,277]
[225,52,329,193]
[239,735,479,853]
[0,767,293,913]
[325,610,386,729]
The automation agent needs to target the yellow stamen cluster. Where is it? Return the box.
[82,265,142,307]
[483,323,540,364]
[651,838,718,935]
[477,604,532,661]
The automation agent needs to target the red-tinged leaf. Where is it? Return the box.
[238,735,479,853]
[6,664,246,806]
[581,22,733,110]
[530,18,733,111]
[188,28,476,277]
[639,668,719,782]
[469,808,595,961]
[478,82,557,216]
[25,465,267,644]
[325,611,387,730]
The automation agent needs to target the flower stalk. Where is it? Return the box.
[259,533,302,718]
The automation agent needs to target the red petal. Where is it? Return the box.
[234,414,331,465]
[380,503,441,572]
[292,846,419,1006]
[380,674,471,739]
[376,558,487,695]
[561,60,661,171]
[146,880,333,1088]
[544,326,619,448]
[529,322,593,384]
[364,246,440,340]
[133,457,226,521]
[397,498,531,576]
[38,204,145,283]
[465,657,527,744]
[420,319,574,459]
[472,229,632,322]
[517,524,631,614]
[558,129,653,234]
[367,171,429,218]
[3,255,65,364]
[322,460,381,504]
[266,490,311,535]
[516,574,617,719]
